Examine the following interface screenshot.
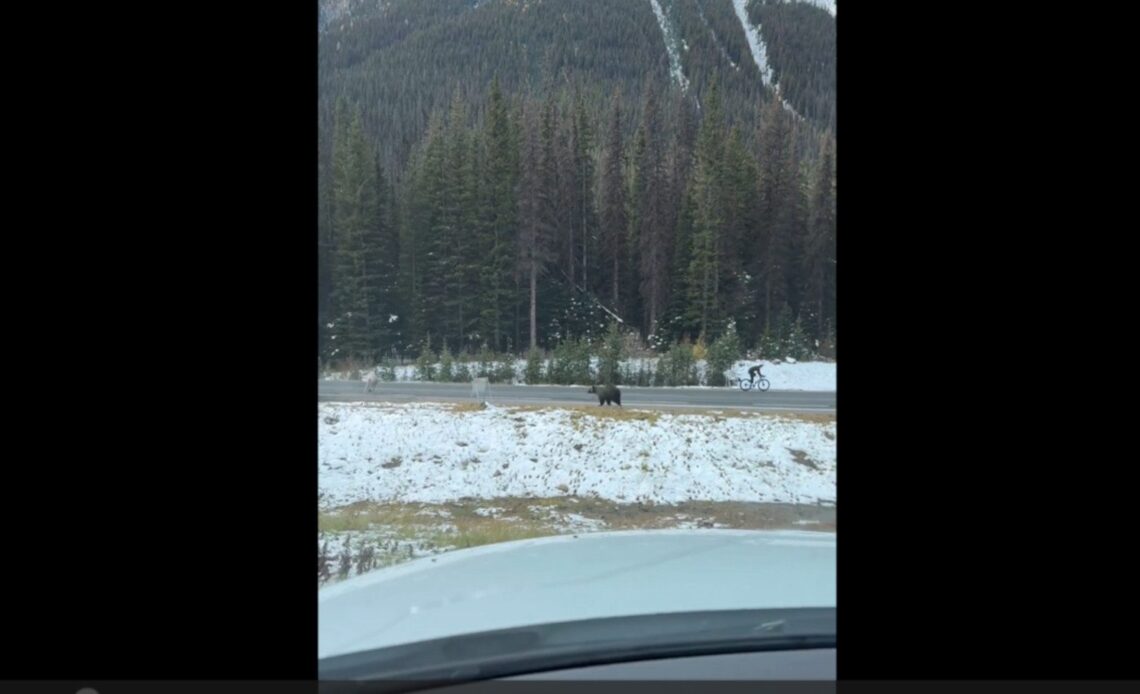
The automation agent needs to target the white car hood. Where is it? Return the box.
[319,529,836,660]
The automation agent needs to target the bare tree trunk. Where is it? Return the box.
[765,280,772,334]
[701,261,709,339]
[530,259,537,350]
[583,219,588,290]
[568,223,574,297]
[613,256,619,307]
[649,273,657,338]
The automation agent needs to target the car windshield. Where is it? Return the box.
[318,0,836,670]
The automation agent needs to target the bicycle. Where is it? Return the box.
[738,375,770,392]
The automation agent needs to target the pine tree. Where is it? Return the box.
[330,101,380,362]
[517,98,558,351]
[598,89,628,314]
[755,95,798,339]
[318,133,334,360]
[460,128,489,352]
[369,156,400,355]
[572,87,595,293]
[632,82,670,338]
[706,319,742,386]
[442,92,473,353]
[418,110,450,347]
[661,181,697,348]
[481,77,519,352]
[397,141,426,352]
[598,320,627,385]
[802,129,835,340]
[686,79,726,341]
[718,125,758,339]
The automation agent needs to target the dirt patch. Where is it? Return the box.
[788,449,820,471]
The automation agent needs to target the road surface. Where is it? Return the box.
[319,380,835,413]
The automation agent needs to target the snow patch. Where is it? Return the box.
[649,0,690,91]
[731,0,803,120]
[787,0,836,17]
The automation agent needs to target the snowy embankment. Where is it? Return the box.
[319,402,835,510]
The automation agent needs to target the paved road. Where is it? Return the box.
[319,380,835,413]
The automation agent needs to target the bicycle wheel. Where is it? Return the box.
[756,378,770,392]
[738,379,752,392]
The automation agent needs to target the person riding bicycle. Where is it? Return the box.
[748,363,765,385]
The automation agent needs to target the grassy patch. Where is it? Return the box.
[384,401,835,429]
[447,402,488,413]
[769,412,837,425]
[319,499,563,537]
[319,497,837,584]
[429,516,555,550]
[567,407,662,427]
[318,501,430,533]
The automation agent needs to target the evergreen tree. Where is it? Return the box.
[632,82,670,338]
[369,156,401,354]
[330,101,380,362]
[802,129,836,340]
[481,77,519,352]
[755,95,799,340]
[517,99,558,350]
[598,90,628,315]
[686,79,726,341]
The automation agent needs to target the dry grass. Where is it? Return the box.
[446,402,489,413]
[338,401,833,428]
[318,496,836,585]
[318,501,431,533]
[769,411,837,425]
[568,407,662,425]
[428,517,556,550]
[320,497,835,540]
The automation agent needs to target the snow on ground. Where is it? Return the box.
[724,360,835,390]
[319,402,835,509]
[324,358,836,391]
[318,401,835,583]
[746,0,836,19]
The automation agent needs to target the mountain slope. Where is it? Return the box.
[319,0,834,171]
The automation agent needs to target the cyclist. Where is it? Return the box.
[748,362,765,386]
